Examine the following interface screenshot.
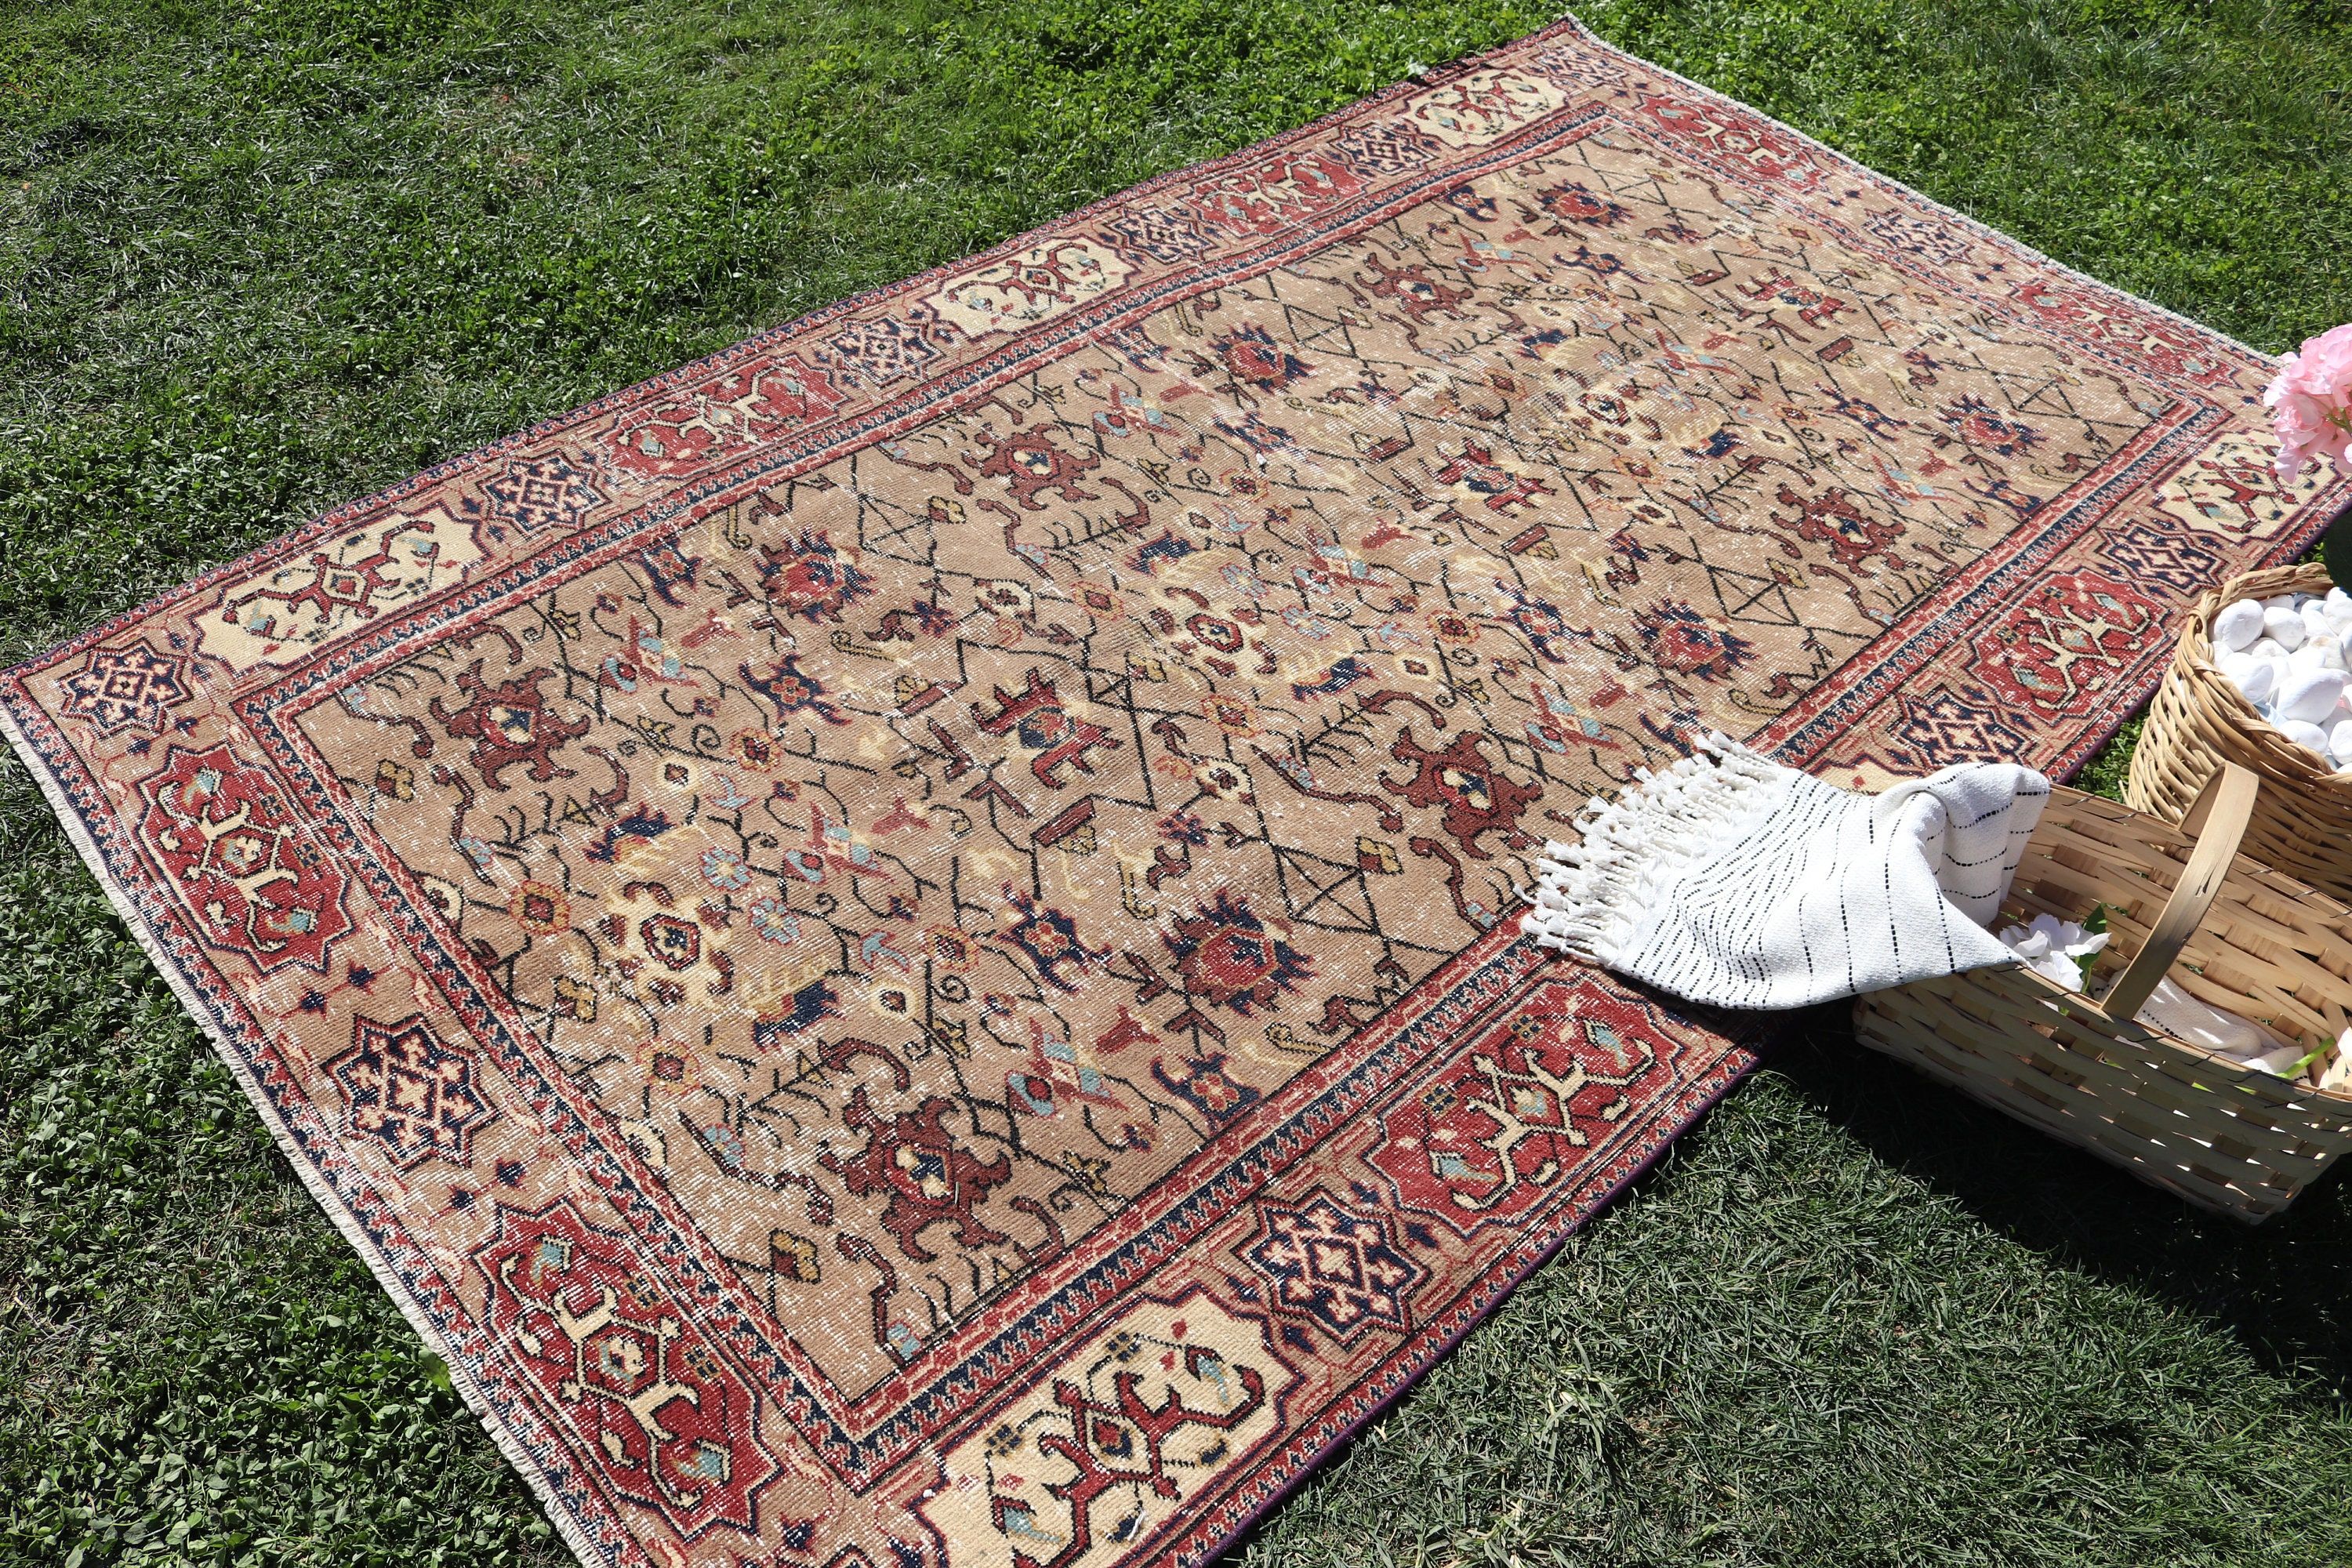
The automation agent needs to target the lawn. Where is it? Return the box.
[5,0,2352,1563]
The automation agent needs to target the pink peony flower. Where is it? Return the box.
[2266,323,2352,483]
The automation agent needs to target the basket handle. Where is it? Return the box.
[2095,760,2259,1023]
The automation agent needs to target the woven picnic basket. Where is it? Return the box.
[2125,561,2352,902]
[1853,764,2352,1221]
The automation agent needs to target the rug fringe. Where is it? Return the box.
[1519,732,1791,962]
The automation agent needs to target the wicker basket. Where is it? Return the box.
[2125,561,2352,902]
[1854,764,2352,1221]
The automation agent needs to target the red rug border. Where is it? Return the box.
[4,27,1574,689]
[2,8,2342,1567]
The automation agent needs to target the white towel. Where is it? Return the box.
[1522,734,2049,1009]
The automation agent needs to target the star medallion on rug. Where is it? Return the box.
[5,13,2344,1568]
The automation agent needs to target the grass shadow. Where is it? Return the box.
[1766,1007,2352,1406]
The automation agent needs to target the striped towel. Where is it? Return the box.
[1522,735,2049,1009]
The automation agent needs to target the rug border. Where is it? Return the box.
[0,5,2328,1566]
[1174,1025,1762,1566]
[0,16,1560,685]
[0,2,2300,691]
[1575,17,2288,368]
[0,700,647,1568]
[0,659,1762,1568]
[1528,13,2345,786]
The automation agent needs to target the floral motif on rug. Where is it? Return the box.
[5,15,2343,1568]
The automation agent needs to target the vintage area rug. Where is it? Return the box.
[6,16,2344,1568]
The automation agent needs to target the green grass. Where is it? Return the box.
[4,0,2352,1563]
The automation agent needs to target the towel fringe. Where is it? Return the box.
[1519,731,1791,961]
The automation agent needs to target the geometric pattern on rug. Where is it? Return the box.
[5,15,2343,1568]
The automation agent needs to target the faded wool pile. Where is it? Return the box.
[5,16,2342,1568]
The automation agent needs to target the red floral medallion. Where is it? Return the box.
[755,529,875,623]
[1381,730,1544,858]
[1181,151,1364,237]
[1971,570,2164,723]
[1635,92,1824,191]
[1371,975,1664,1235]
[135,743,350,973]
[1164,892,1313,1015]
[605,352,848,479]
[2009,281,2234,387]
[822,1087,1015,1263]
[428,659,593,788]
[475,1199,778,1538]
